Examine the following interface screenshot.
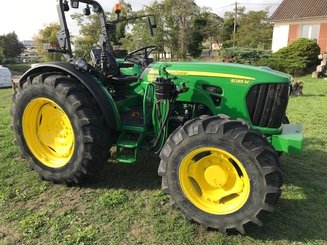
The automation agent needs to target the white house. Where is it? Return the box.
[270,0,327,53]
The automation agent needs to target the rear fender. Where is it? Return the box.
[19,62,120,130]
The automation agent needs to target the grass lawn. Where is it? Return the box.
[0,75,326,244]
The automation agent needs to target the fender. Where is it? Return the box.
[19,61,120,130]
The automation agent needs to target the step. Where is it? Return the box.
[117,138,138,148]
[116,130,145,164]
[116,152,137,164]
[121,124,145,132]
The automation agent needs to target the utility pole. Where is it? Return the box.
[233,1,238,47]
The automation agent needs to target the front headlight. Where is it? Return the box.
[75,58,88,71]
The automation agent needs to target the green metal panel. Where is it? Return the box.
[140,62,290,132]
[116,60,303,156]
[271,124,303,155]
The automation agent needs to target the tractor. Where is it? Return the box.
[11,0,303,234]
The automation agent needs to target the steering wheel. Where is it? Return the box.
[124,45,157,68]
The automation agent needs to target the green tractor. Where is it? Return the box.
[11,0,303,234]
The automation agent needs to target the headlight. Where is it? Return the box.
[75,58,88,71]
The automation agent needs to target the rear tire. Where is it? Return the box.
[158,116,282,234]
[11,73,112,184]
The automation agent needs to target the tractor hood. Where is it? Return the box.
[141,61,291,84]
[139,61,291,134]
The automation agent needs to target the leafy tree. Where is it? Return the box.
[33,23,62,62]
[220,7,245,48]
[121,1,166,58]
[220,8,272,49]
[129,0,204,59]
[0,32,25,61]
[0,46,4,63]
[187,16,208,57]
[235,10,273,49]
[184,10,224,58]
[220,16,235,46]
[71,13,101,59]
[108,0,133,45]
[71,0,133,59]
[202,12,224,41]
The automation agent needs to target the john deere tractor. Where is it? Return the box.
[11,0,303,234]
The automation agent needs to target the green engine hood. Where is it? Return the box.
[140,61,291,135]
[142,61,291,84]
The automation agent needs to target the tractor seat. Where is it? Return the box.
[91,47,139,84]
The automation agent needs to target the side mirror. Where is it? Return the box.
[63,0,70,11]
[83,5,91,15]
[71,0,79,8]
[148,17,157,36]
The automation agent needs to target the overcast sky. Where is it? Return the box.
[0,0,282,40]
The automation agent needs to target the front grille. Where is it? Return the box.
[246,83,290,128]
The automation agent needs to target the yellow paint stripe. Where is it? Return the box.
[148,69,255,80]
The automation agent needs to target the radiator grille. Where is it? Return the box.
[246,83,290,128]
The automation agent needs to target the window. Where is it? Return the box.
[300,24,319,40]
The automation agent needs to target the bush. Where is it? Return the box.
[263,38,320,76]
[5,64,31,74]
[220,47,272,66]
[220,39,320,77]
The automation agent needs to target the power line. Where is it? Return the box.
[212,2,279,11]
[212,4,235,11]
[238,2,280,5]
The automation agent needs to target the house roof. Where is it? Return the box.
[270,0,327,21]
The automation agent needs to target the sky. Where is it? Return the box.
[0,0,282,41]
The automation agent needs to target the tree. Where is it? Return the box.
[188,11,223,58]
[108,0,133,45]
[0,46,4,63]
[33,23,62,62]
[201,11,224,41]
[236,10,273,49]
[0,32,25,61]
[165,0,200,58]
[220,7,245,48]
[71,0,133,59]
[121,1,167,57]
[128,0,201,59]
[71,13,101,59]
[220,17,235,48]
[220,8,273,49]
[187,15,208,57]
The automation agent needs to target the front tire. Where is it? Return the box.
[158,116,282,234]
[11,73,111,184]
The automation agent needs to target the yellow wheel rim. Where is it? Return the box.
[179,147,250,215]
[22,98,75,168]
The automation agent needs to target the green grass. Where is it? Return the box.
[0,76,327,244]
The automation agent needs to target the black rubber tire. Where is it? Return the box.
[11,73,112,184]
[158,115,282,234]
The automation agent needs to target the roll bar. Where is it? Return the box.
[56,0,156,76]
[57,0,109,58]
